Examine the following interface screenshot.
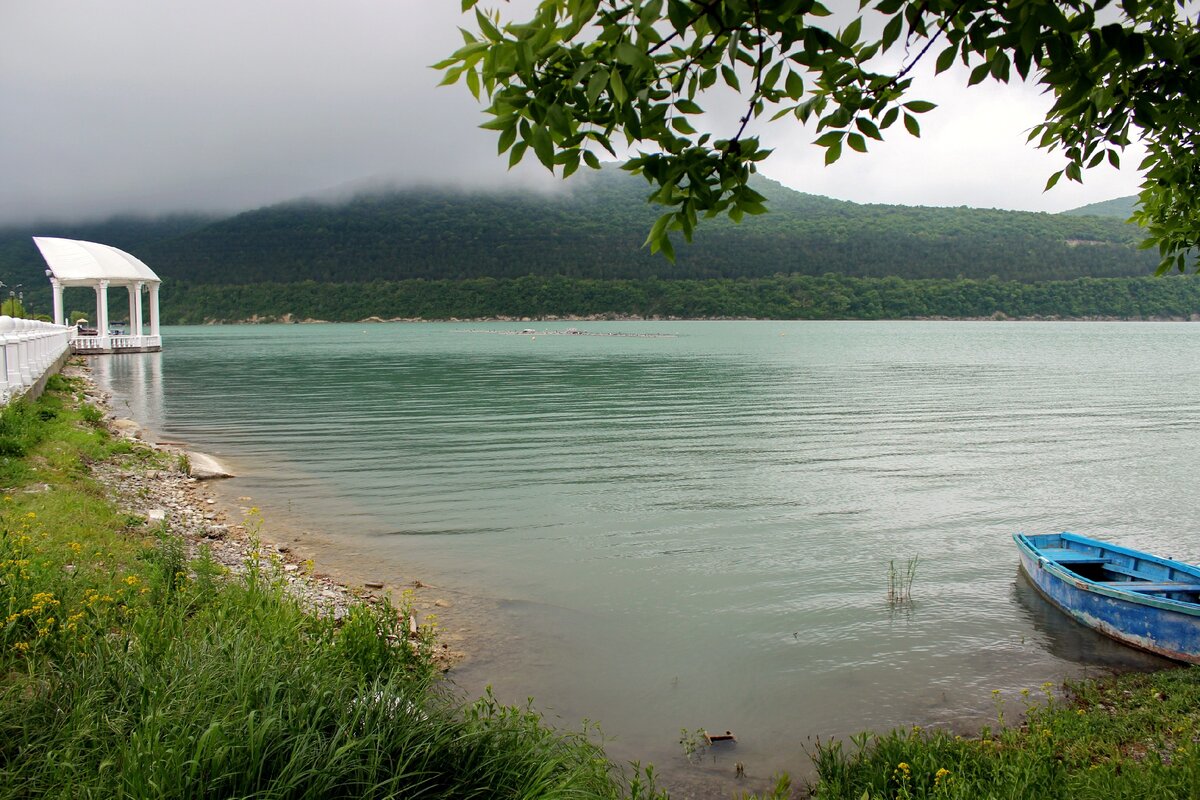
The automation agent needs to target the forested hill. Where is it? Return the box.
[137,170,1153,284]
[1062,195,1138,219]
[0,169,1154,295]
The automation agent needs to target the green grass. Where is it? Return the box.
[0,373,663,799]
[803,673,1200,799]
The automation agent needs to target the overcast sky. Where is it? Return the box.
[0,1,1144,226]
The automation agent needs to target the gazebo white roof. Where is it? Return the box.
[33,237,161,287]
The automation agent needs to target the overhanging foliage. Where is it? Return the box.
[437,0,1200,271]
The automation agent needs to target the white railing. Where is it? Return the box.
[72,335,102,351]
[0,317,73,403]
[107,334,162,349]
[71,334,162,352]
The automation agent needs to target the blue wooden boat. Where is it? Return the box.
[1014,532,1200,663]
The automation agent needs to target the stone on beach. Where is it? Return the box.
[110,418,143,438]
[186,451,234,480]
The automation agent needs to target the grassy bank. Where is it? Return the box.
[803,670,1200,799]
[0,374,661,799]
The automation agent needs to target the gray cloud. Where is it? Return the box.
[0,1,1142,225]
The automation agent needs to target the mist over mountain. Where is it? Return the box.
[0,168,1166,322]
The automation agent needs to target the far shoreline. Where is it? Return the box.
[185,314,1200,325]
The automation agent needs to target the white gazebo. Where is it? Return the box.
[32,237,162,353]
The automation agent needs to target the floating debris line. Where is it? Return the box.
[462,327,676,338]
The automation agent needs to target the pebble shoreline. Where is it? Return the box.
[71,363,461,669]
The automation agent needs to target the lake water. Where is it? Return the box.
[94,321,1196,795]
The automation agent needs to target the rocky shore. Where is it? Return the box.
[72,362,463,668]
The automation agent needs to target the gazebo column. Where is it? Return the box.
[95,280,110,349]
[50,278,64,327]
[133,281,145,340]
[148,283,160,339]
[125,285,137,340]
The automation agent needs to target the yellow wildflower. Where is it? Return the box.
[123,575,140,587]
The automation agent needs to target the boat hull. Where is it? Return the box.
[1016,534,1200,664]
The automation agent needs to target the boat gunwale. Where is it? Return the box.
[1014,531,1200,618]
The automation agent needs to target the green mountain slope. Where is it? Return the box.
[0,170,1164,322]
[132,169,1153,285]
[1062,196,1139,219]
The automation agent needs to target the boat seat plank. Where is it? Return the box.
[1039,548,1110,564]
[1098,581,1200,593]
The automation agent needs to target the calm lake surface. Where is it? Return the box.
[95,320,1196,791]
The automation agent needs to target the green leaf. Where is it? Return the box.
[847,133,867,153]
[667,0,690,34]
[840,17,863,47]
[616,41,648,69]
[855,117,881,139]
[659,233,675,262]
[903,112,920,137]
[497,125,517,154]
[530,125,554,169]
[586,69,608,107]
[562,151,581,179]
[881,14,903,49]
[721,65,741,91]
[645,212,672,251]
[934,45,956,74]
[610,69,628,105]
[671,117,698,134]
[508,141,527,168]
[583,150,601,169]
[479,114,516,131]
[967,62,991,86]
[1044,170,1063,191]
[989,51,1011,82]
[785,70,803,97]
[814,131,844,147]
[824,141,843,165]
[475,8,501,41]
[904,101,936,114]
[675,99,704,114]
[763,61,784,92]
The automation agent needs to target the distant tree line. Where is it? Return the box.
[159,274,1200,324]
